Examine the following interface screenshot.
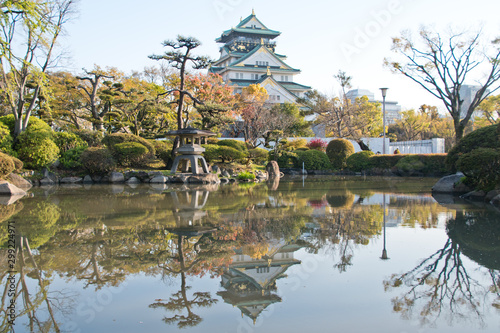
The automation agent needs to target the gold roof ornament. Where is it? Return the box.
[266,67,271,76]
[252,8,255,15]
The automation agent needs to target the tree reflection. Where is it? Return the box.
[384,209,500,327]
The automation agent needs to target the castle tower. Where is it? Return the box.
[209,11,311,103]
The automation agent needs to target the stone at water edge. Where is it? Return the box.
[5,173,32,189]
[266,161,280,178]
[0,180,27,196]
[432,173,465,193]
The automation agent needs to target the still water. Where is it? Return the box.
[1,176,499,333]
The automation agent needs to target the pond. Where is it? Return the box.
[1,176,499,333]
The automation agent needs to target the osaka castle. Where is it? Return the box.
[209,10,311,103]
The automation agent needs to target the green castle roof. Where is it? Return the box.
[216,12,281,43]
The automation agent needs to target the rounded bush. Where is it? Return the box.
[217,139,248,152]
[395,155,425,173]
[218,146,246,163]
[72,129,104,147]
[202,144,219,163]
[0,152,15,178]
[248,148,269,164]
[17,131,60,170]
[0,114,52,134]
[456,148,500,191]
[10,156,23,173]
[151,140,173,166]
[346,151,374,172]
[53,131,88,153]
[114,142,149,166]
[80,147,116,174]
[237,171,256,180]
[446,124,500,172]
[59,146,87,170]
[0,122,14,155]
[295,149,331,170]
[326,139,355,170]
[102,133,155,156]
[283,138,308,151]
[275,151,298,168]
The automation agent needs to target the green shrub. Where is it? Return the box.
[0,152,15,178]
[369,154,406,169]
[295,150,331,170]
[419,154,447,174]
[151,140,173,166]
[114,142,149,166]
[275,151,298,168]
[326,139,355,170]
[446,124,500,172]
[80,147,116,174]
[217,139,248,152]
[0,115,52,134]
[102,133,155,156]
[283,138,308,151]
[247,148,269,164]
[59,146,87,170]
[202,144,219,163]
[456,148,500,191]
[237,171,256,180]
[10,156,23,173]
[72,129,104,147]
[218,146,246,163]
[346,151,374,172]
[17,131,59,170]
[53,131,88,153]
[0,122,14,155]
[395,155,425,173]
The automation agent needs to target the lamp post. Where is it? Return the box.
[380,88,388,154]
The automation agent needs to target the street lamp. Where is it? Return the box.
[379,88,388,154]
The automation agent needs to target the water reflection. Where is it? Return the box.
[0,178,499,332]
[384,208,500,327]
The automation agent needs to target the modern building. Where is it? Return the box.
[346,88,402,125]
[209,10,311,103]
[459,84,486,119]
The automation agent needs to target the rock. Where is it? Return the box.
[432,173,466,194]
[0,194,25,205]
[39,177,56,185]
[485,190,500,202]
[211,165,221,175]
[60,177,83,184]
[0,180,27,196]
[126,176,141,184]
[188,173,220,184]
[6,173,32,189]
[255,171,268,181]
[83,175,93,184]
[220,178,230,184]
[91,175,103,183]
[460,190,486,201]
[266,161,280,178]
[171,174,189,184]
[150,175,168,183]
[221,170,231,178]
[109,172,124,183]
[491,194,500,207]
[150,183,168,192]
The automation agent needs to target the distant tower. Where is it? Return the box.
[209,11,311,103]
[459,84,485,119]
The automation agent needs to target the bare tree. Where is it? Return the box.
[385,28,500,141]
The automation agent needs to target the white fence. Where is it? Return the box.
[389,138,445,154]
[219,137,445,154]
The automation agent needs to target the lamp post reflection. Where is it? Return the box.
[381,193,389,260]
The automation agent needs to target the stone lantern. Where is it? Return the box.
[166,127,216,174]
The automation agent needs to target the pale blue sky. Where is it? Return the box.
[61,0,500,111]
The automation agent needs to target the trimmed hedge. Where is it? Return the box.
[114,142,149,166]
[151,140,173,166]
[217,139,248,152]
[247,148,269,164]
[202,144,219,163]
[0,122,13,155]
[17,131,60,170]
[80,147,116,174]
[326,139,355,170]
[446,124,500,172]
[275,151,298,168]
[346,151,374,172]
[456,148,500,191]
[295,149,331,170]
[53,131,88,153]
[59,146,86,170]
[218,146,246,163]
[102,133,155,156]
[0,152,15,178]
[72,129,104,147]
